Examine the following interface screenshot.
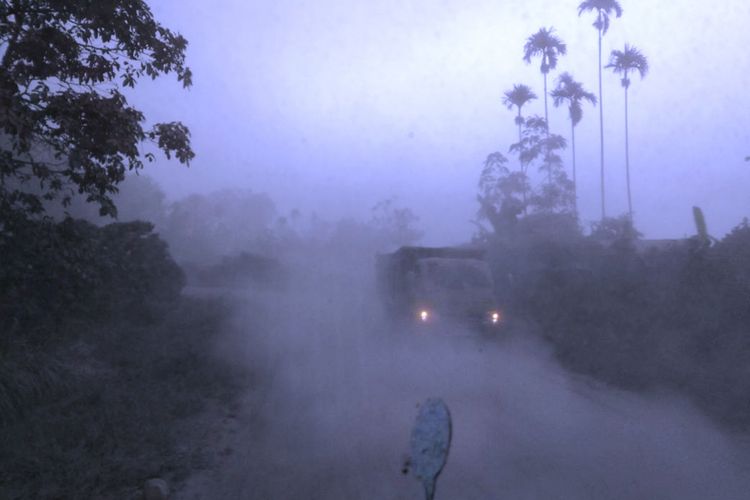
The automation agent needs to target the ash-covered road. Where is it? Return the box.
[180,256,750,500]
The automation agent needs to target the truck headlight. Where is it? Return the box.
[490,311,501,324]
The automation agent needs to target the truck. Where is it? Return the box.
[375,246,502,330]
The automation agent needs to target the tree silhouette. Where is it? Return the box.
[510,115,568,191]
[578,0,623,220]
[477,152,527,235]
[502,84,538,145]
[522,28,567,135]
[551,72,597,218]
[0,0,194,221]
[606,44,648,221]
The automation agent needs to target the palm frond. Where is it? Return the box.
[523,27,567,73]
[577,0,623,17]
[550,72,596,126]
[606,44,649,87]
[502,84,537,110]
[577,0,623,34]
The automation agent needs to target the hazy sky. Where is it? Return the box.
[136,0,750,244]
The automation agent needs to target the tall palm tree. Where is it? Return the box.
[551,72,597,217]
[502,86,536,214]
[578,0,623,220]
[522,28,567,134]
[606,44,648,221]
[503,84,537,146]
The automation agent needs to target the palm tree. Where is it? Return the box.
[551,72,597,217]
[502,84,537,145]
[606,44,648,221]
[578,0,623,220]
[522,28,567,134]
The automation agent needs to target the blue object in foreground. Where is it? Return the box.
[409,398,452,500]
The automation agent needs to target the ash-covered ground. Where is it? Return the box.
[180,254,750,500]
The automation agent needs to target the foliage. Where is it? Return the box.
[550,72,597,127]
[510,116,565,170]
[502,84,537,126]
[0,0,193,220]
[508,115,574,214]
[522,27,567,74]
[606,44,649,88]
[161,189,278,262]
[47,173,169,225]
[476,152,527,237]
[0,296,250,499]
[589,214,642,246]
[477,114,575,240]
[485,211,583,303]
[0,204,249,498]
[0,216,184,341]
[489,214,750,430]
[528,170,575,214]
[577,0,623,34]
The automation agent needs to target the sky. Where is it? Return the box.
[135,0,750,244]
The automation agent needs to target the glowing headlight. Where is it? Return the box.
[490,312,500,324]
[419,310,430,322]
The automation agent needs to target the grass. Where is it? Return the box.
[0,295,251,500]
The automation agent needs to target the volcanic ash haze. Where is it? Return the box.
[181,252,750,500]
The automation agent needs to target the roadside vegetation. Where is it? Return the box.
[0,2,250,498]
[0,217,251,498]
[2,0,749,497]
[477,1,750,432]
[484,212,750,431]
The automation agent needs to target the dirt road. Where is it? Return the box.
[179,257,750,499]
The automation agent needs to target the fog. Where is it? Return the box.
[127,2,750,496]
[134,0,750,243]
[180,250,750,499]
[6,1,750,498]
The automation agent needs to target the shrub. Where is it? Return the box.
[0,217,184,342]
[0,296,249,499]
[487,213,750,428]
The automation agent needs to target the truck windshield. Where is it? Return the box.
[419,259,492,290]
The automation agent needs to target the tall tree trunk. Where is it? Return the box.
[598,27,606,220]
[518,107,528,215]
[543,73,549,133]
[572,121,578,218]
[543,72,551,185]
[517,108,522,142]
[625,85,632,220]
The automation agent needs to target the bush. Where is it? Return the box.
[0,216,249,498]
[0,296,249,499]
[0,217,184,342]
[488,214,750,428]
